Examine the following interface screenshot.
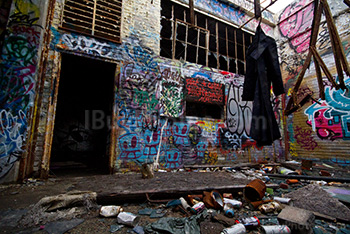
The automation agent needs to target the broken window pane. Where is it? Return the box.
[198,48,206,66]
[219,55,228,71]
[229,59,237,73]
[174,4,185,21]
[219,38,227,55]
[175,41,185,60]
[160,39,172,58]
[208,52,218,69]
[187,44,197,63]
[209,35,217,52]
[238,60,245,75]
[161,19,172,39]
[228,42,236,58]
[176,23,186,41]
[237,44,244,60]
[199,32,206,47]
[188,27,198,45]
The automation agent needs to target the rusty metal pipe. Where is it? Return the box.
[265,173,350,183]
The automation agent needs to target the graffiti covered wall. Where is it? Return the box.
[46,0,285,172]
[0,0,45,181]
[277,0,350,163]
[115,59,282,170]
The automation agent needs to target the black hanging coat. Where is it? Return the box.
[242,26,285,146]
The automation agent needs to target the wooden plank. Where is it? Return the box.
[97,183,279,204]
[311,46,339,89]
[183,163,261,169]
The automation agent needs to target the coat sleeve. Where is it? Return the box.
[242,55,257,101]
[266,40,285,97]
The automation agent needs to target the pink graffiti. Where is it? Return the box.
[294,126,318,150]
[306,108,343,141]
[279,0,314,53]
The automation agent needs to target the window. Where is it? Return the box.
[185,77,224,119]
[186,101,223,119]
[62,0,122,42]
[161,0,253,75]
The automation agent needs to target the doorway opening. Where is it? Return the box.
[50,53,116,177]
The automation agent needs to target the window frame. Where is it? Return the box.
[173,19,209,65]
[160,0,253,75]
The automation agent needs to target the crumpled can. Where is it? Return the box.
[117,212,140,227]
[259,201,281,214]
[100,205,122,217]
[221,223,246,234]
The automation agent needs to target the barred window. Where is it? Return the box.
[62,0,122,43]
[161,0,253,75]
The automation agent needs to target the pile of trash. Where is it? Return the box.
[15,160,350,233]
[98,173,350,233]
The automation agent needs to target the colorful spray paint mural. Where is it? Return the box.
[305,77,350,141]
[277,0,350,161]
[43,0,287,172]
[51,26,285,171]
[0,0,41,178]
[115,57,254,169]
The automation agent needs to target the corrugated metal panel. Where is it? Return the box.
[62,0,121,42]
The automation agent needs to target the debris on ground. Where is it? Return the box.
[42,218,85,234]
[285,184,350,222]
[278,205,315,234]
[1,161,350,233]
[144,209,209,233]
[19,190,97,227]
[0,209,27,228]
[117,211,140,227]
[99,205,122,217]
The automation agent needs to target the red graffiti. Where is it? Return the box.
[186,78,224,105]
[241,139,263,150]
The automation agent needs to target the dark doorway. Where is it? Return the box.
[50,53,116,176]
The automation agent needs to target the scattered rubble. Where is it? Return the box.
[285,184,350,222]
[1,162,350,233]
[278,206,315,234]
[41,218,85,234]
[19,190,97,227]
